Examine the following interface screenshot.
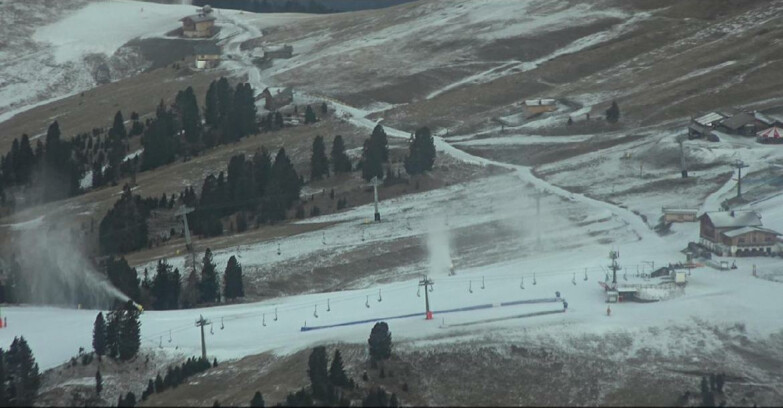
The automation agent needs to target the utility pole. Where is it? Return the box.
[678,136,688,178]
[195,314,210,360]
[418,276,434,320]
[370,176,381,222]
[534,190,543,246]
[732,160,749,199]
[609,250,621,288]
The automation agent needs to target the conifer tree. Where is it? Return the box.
[329,349,350,388]
[321,102,328,115]
[92,312,107,358]
[308,346,329,401]
[310,135,329,180]
[118,301,141,361]
[205,80,219,127]
[223,255,244,300]
[105,310,120,358]
[253,148,272,197]
[605,101,620,123]
[6,336,41,406]
[200,248,220,304]
[404,126,436,175]
[368,322,392,363]
[0,347,7,406]
[250,391,265,407]
[304,105,317,124]
[330,135,352,173]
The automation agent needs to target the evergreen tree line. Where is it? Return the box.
[274,343,401,407]
[0,111,146,210]
[193,0,336,14]
[90,248,243,312]
[91,301,141,361]
[139,356,215,401]
[0,336,42,407]
[359,124,436,182]
[189,146,302,237]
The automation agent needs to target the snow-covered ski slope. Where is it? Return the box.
[2,0,783,374]
[3,170,783,370]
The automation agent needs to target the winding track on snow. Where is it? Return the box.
[216,12,664,247]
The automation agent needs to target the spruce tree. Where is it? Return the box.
[330,135,352,173]
[6,337,41,406]
[250,391,265,407]
[105,310,120,358]
[368,322,392,363]
[329,350,349,388]
[92,312,107,358]
[95,369,103,395]
[118,301,141,361]
[110,110,127,140]
[0,348,7,406]
[200,248,219,304]
[310,135,329,181]
[182,269,201,308]
[605,101,620,123]
[361,139,383,182]
[205,80,219,127]
[321,102,328,115]
[304,105,317,124]
[308,346,329,401]
[370,124,389,163]
[223,255,244,300]
[125,392,136,407]
[404,126,436,175]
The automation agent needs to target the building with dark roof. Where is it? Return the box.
[699,210,780,256]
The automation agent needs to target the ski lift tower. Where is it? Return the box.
[175,206,196,269]
[370,176,381,222]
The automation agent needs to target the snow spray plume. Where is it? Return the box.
[426,215,453,276]
[12,221,130,309]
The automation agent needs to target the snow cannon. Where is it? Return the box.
[133,302,144,313]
